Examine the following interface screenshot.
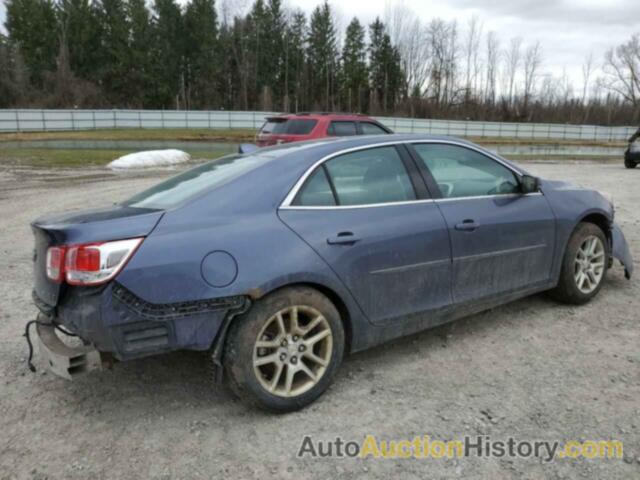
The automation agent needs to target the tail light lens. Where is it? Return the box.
[46,246,67,283]
[46,237,143,286]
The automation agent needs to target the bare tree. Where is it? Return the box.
[522,41,542,114]
[484,31,499,105]
[504,37,522,107]
[602,34,640,107]
[463,15,482,101]
[581,52,594,122]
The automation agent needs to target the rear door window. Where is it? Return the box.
[294,146,416,206]
[328,121,358,136]
[294,168,336,206]
[360,122,388,135]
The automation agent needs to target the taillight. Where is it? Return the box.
[45,237,143,286]
[46,246,66,283]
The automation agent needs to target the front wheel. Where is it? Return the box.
[223,287,345,412]
[624,155,637,169]
[549,222,609,304]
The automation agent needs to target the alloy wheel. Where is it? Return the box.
[574,235,605,294]
[253,306,333,398]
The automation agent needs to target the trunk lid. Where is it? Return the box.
[32,205,164,307]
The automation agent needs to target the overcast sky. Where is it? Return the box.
[1,0,637,85]
[294,0,638,84]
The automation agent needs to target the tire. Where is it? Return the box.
[549,222,609,304]
[223,286,345,412]
[624,156,637,169]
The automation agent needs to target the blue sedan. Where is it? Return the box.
[30,135,633,411]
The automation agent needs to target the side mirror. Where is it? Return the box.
[238,143,259,154]
[520,174,539,194]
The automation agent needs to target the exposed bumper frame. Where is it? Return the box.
[36,316,103,380]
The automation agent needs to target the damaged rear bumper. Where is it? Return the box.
[611,223,633,279]
[36,315,103,379]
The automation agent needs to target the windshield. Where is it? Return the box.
[260,118,317,135]
[123,153,268,209]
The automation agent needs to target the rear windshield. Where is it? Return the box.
[123,153,271,209]
[260,118,317,135]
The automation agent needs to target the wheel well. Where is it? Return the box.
[579,213,611,241]
[266,282,353,354]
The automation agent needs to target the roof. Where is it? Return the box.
[266,112,374,121]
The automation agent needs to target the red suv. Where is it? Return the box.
[255,112,392,147]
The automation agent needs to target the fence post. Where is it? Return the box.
[208,110,212,129]
[70,110,75,130]
[15,110,21,132]
[161,110,165,129]
[138,110,142,129]
[41,110,46,131]
[113,110,117,129]
[92,110,96,130]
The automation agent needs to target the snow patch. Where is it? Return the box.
[108,149,191,169]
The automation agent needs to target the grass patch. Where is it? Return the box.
[0,148,232,168]
[0,128,256,143]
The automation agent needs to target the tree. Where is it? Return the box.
[0,33,30,106]
[5,0,58,86]
[283,10,307,111]
[56,0,102,82]
[96,0,131,105]
[368,18,403,113]
[307,1,338,110]
[149,0,184,108]
[522,41,542,115]
[339,17,368,112]
[127,0,154,106]
[602,34,640,109]
[184,0,219,108]
[484,31,499,105]
[504,37,522,108]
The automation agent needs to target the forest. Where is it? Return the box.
[1,0,639,125]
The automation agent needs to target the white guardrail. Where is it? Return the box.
[0,109,636,141]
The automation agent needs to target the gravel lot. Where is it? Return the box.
[0,161,638,479]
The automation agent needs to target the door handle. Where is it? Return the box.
[455,219,479,231]
[327,232,360,245]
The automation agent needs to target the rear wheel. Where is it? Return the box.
[549,222,608,304]
[223,287,344,412]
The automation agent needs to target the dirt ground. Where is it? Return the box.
[0,160,638,479]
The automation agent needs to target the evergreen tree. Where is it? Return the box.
[264,0,285,108]
[368,18,403,113]
[184,0,219,108]
[5,0,58,86]
[283,10,307,111]
[339,17,368,112]
[307,1,337,110]
[149,0,184,108]
[127,0,153,106]
[0,34,27,106]
[56,0,102,82]
[96,0,130,105]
